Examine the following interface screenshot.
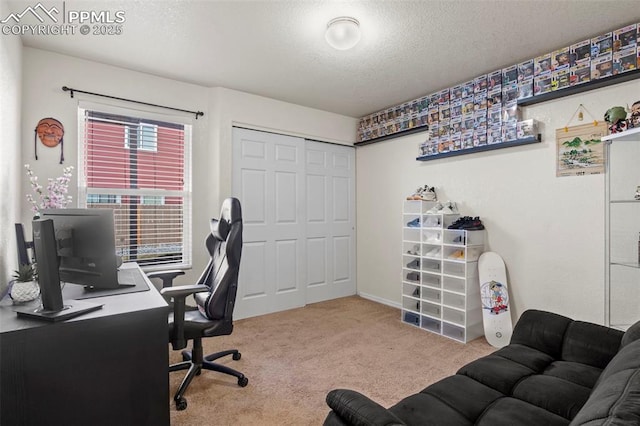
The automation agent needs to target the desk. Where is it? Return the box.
[0,263,169,426]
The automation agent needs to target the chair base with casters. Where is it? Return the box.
[170,336,248,411]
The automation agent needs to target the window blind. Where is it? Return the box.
[78,106,192,270]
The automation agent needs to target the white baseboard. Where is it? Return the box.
[357,291,401,310]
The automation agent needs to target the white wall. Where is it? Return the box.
[0,10,22,286]
[19,47,210,285]
[208,86,357,200]
[17,48,357,286]
[357,79,640,325]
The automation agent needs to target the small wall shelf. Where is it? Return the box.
[416,134,541,161]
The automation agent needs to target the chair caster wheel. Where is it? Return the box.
[238,376,248,387]
[176,397,187,411]
[232,352,241,361]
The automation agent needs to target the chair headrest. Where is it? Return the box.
[210,218,229,241]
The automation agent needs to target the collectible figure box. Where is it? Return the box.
[474,110,487,128]
[474,92,487,111]
[487,105,502,127]
[502,65,518,85]
[488,70,502,90]
[439,101,450,121]
[487,88,502,108]
[462,114,475,131]
[534,72,553,95]
[552,68,571,91]
[613,47,637,74]
[502,83,519,103]
[450,117,462,134]
[450,133,462,151]
[638,47,640,69]
[429,123,439,138]
[439,89,450,104]
[488,125,502,145]
[502,123,518,142]
[535,53,552,76]
[462,96,474,115]
[502,101,520,125]
[473,127,488,146]
[474,75,488,94]
[462,129,474,149]
[591,53,613,79]
[517,119,537,139]
[462,80,474,98]
[450,99,462,119]
[429,93,440,108]
[518,59,535,81]
[552,46,572,70]
[614,24,637,51]
[570,61,591,85]
[518,80,533,100]
[451,84,463,101]
[571,39,591,64]
[428,107,439,125]
[591,32,613,57]
[439,121,450,137]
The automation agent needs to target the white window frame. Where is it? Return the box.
[77,101,193,272]
[124,122,158,152]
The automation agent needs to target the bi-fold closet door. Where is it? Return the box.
[232,127,355,319]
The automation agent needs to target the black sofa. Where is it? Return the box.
[324,309,640,425]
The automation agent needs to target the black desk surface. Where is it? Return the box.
[0,262,166,333]
[0,262,170,426]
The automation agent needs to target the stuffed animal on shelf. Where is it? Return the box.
[604,106,628,133]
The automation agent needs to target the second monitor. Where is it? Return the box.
[40,208,132,290]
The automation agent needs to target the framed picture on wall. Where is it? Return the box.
[555,122,608,177]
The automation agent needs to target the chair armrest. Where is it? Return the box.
[325,389,406,426]
[161,285,209,350]
[146,269,185,288]
[161,284,209,300]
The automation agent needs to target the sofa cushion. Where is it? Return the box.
[560,321,623,369]
[513,373,592,419]
[476,397,570,426]
[509,310,573,358]
[544,361,603,389]
[417,375,503,422]
[570,340,640,425]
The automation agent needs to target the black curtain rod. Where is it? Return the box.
[62,86,204,119]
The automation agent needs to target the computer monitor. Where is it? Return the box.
[40,208,128,290]
[15,223,34,266]
[14,218,102,322]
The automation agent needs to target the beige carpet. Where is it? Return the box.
[169,296,495,426]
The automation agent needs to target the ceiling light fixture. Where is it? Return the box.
[325,17,361,50]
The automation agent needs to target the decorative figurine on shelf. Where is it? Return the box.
[604,106,628,133]
[635,185,640,201]
[628,101,640,129]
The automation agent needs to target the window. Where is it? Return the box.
[78,104,192,270]
[124,123,158,151]
[86,194,121,204]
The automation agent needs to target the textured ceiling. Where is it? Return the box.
[8,0,640,118]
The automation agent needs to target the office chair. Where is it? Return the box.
[151,198,248,411]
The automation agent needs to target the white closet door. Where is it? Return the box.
[232,128,356,319]
[305,140,356,303]
[232,128,307,319]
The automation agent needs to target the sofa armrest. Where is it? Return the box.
[324,389,406,426]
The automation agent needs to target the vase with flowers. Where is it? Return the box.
[24,164,74,216]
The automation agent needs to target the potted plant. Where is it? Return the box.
[9,264,40,303]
